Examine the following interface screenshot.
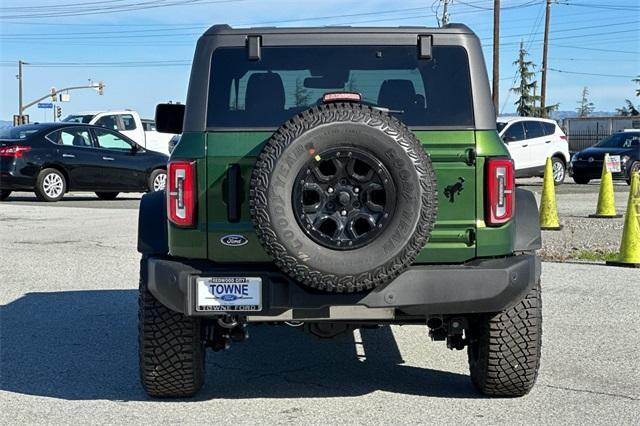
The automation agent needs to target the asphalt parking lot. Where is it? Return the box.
[1,181,638,425]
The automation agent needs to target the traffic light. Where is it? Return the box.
[56,106,62,120]
[97,81,104,95]
[50,87,57,102]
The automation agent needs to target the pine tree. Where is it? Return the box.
[576,86,595,117]
[617,76,640,116]
[294,78,311,107]
[511,41,539,117]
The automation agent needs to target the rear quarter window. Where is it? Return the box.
[207,45,474,128]
[542,122,556,136]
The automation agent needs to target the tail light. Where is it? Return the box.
[167,160,196,227]
[560,135,567,141]
[0,145,31,158]
[485,158,514,226]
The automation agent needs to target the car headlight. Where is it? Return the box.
[571,153,578,162]
[622,155,631,165]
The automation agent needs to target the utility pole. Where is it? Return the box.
[18,60,25,116]
[442,0,450,26]
[540,0,551,116]
[492,0,500,112]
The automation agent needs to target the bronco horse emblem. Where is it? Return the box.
[444,177,465,203]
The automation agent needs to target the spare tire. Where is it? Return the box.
[250,103,437,293]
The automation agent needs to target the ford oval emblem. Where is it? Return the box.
[220,294,238,301]
[220,234,248,247]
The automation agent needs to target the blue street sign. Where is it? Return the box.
[38,103,53,109]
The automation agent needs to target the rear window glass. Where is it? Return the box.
[62,114,94,124]
[207,46,474,128]
[121,114,137,130]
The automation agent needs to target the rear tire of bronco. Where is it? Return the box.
[250,103,437,293]
[138,257,205,397]
[467,280,542,397]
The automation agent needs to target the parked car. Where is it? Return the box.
[0,122,168,202]
[569,130,640,185]
[62,110,175,155]
[497,116,570,184]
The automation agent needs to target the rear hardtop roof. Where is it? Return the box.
[203,23,474,36]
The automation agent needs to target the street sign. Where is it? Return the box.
[37,102,54,109]
[59,93,70,102]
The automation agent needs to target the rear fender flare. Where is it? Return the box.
[137,190,168,255]
[514,188,541,252]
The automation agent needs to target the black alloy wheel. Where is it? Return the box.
[292,147,396,250]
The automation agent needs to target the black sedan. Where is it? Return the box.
[569,130,640,185]
[0,123,168,202]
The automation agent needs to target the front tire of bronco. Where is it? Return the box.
[467,280,542,397]
[138,257,205,397]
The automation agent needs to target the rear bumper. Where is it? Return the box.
[146,254,541,320]
[0,172,35,190]
[0,159,36,190]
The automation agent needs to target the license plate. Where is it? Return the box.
[196,277,262,312]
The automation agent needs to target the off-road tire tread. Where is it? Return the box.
[250,103,437,293]
[138,257,205,397]
[468,280,542,397]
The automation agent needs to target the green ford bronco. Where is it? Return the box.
[138,24,542,398]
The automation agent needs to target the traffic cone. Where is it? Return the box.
[606,171,640,268]
[540,157,562,230]
[589,153,622,218]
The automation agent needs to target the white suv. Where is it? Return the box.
[497,117,570,184]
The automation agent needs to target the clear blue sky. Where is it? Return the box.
[0,0,638,121]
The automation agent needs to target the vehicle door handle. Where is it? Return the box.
[102,156,115,161]
[62,153,75,158]
[545,140,551,144]
[522,144,528,148]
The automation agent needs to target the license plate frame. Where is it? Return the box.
[195,277,262,312]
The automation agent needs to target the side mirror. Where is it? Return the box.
[155,103,185,134]
[502,135,517,143]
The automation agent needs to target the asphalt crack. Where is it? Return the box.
[543,384,639,401]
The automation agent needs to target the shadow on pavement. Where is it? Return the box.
[1,290,480,401]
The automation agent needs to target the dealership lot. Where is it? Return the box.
[1,181,638,424]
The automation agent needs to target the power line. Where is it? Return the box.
[551,44,639,55]
[547,68,638,78]
[0,0,244,19]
